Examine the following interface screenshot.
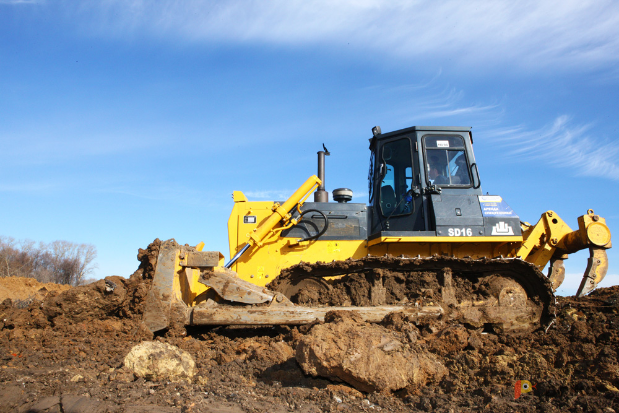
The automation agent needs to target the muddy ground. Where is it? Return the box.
[0,240,618,412]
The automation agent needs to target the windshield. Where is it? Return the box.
[424,135,471,186]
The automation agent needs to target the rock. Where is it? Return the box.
[70,374,83,382]
[296,312,447,393]
[124,341,195,381]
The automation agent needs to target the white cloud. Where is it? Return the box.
[244,190,295,201]
[0,0,42,3]
[0,182,59,193]
[368,79,503,127]
[485,116,619,180]
[242,188,368,202]
[0,129,162,166]
[68,0,619,70]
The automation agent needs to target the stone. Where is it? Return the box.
[124,341,195,381]
[296,313,447,393]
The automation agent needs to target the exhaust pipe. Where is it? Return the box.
[314,144,330,202]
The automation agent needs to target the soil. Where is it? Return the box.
[0,240,618,412]
[0,277,71,304]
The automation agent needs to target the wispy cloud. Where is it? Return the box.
[92,178,228,206]
[244,190,296,201]
[0,130,162,166]
[365,78,503,127]
[241,188,368,203]
[0,182,59,193]
[64,0,619,70]
[421,103,501,120]
[486,116,619,180]
[0,0,42,4]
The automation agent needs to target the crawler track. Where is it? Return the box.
[269,255,555,331]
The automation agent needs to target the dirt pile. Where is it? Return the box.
[0,277,71,304]
[0,240,617,412]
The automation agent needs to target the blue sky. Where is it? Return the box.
[1,0,618,295]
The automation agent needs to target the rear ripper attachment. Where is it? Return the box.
[518,209,612,297]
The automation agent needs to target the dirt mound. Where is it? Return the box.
[0,240,162,337]
[0,240,617,412]
[0,276,71,304]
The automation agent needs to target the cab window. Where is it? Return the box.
[379,139,413,216]
[424,135,471,186]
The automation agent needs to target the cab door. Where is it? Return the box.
[370,136,424,234]
[419,132,483,234]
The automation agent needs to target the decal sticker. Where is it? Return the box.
[479,196,518,218]
[491,222,514,235]
[436,140,449,147]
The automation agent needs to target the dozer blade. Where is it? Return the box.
[141,243,444,332]
[576,247,609,297]
[142,242,180,333]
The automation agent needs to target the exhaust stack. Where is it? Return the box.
[314,144,330,202]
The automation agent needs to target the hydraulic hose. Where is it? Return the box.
[297,209,329,242]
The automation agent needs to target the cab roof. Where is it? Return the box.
[376,126,472,140]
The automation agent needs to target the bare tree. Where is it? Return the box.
[45,241,97,285]
[0,237,97,286]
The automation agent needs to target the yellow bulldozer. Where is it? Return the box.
[142,125,611,334]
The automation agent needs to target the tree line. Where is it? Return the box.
[0,236,97,286]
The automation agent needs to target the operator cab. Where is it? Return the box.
[368,126,490,239]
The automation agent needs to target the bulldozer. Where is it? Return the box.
[142,125,612,334]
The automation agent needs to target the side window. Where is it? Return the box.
[424,135,471,186]
[406,166,413,193]
[379,138,413,217]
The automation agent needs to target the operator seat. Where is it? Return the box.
[380,185,396,215]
